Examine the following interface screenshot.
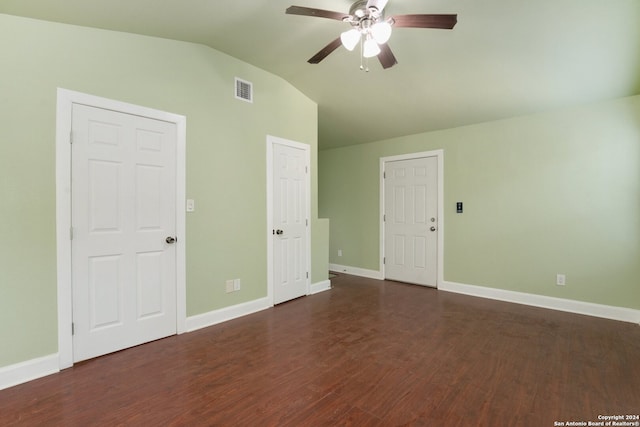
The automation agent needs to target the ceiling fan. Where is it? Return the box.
[286,0,457,70]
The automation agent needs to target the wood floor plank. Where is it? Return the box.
[1,273,638,426]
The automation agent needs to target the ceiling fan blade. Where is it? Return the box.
[378,43,398,69]
[366,0,389,12]
[308,38,343,64]
[286,6,348,21]
[391,14,457,29]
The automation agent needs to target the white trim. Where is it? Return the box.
[186,297,271,332]
[55,88,187,370]
[440,281,640,324]
[55,89,73,370]
[0,354,59,391]
[266,135,312,305]
[379,150,445,287]
[329,263,384,280]
[310,280,332,295]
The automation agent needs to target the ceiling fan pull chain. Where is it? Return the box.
[359,36,364,70]
[355,33,370,72]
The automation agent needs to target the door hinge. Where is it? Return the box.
[305,166,308,174]
[383,171,386,179]
[306,219,309,227]
[69,131,73,144]
[70,227,74,240]
[383,257,386,265]
[383,214,386,222]
[72,323,75,335]
[306,272,309,279]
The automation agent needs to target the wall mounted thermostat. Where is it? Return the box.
[456,202,463,213]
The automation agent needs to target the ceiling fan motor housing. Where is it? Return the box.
[348,0,383,22]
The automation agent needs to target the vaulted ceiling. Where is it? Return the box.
[2,0,639,149]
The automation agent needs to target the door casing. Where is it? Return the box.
[55,88,187,369]
[266,135,311,306]
[380,150,444,287]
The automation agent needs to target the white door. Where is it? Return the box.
[272,142,309,304]
[384,156,438,286]
[71,104,177,362]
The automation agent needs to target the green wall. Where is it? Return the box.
[320,95,640,310]
[0,14,324,368]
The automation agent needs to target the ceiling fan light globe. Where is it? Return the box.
[340,29,361,51]
[363,38,381,58]
[371,22,392,44]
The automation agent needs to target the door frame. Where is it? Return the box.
[55,88,187,369]
[266,135,311,306]
[380,150,445,287]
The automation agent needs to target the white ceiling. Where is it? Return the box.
[2,0,639,149]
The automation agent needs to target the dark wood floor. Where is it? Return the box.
[2,274,639,426]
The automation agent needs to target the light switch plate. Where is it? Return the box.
[186,199,195,212]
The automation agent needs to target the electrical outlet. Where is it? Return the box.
[338,249,343,257]
[233,279,241,291]
[225,279,234,293]
[556,274,566,286]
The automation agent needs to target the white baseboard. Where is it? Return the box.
[310,279,331,295]
[186,297,272,332]
[0,353,59,391]
[440,281,640,324]
[329,263,383,280]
